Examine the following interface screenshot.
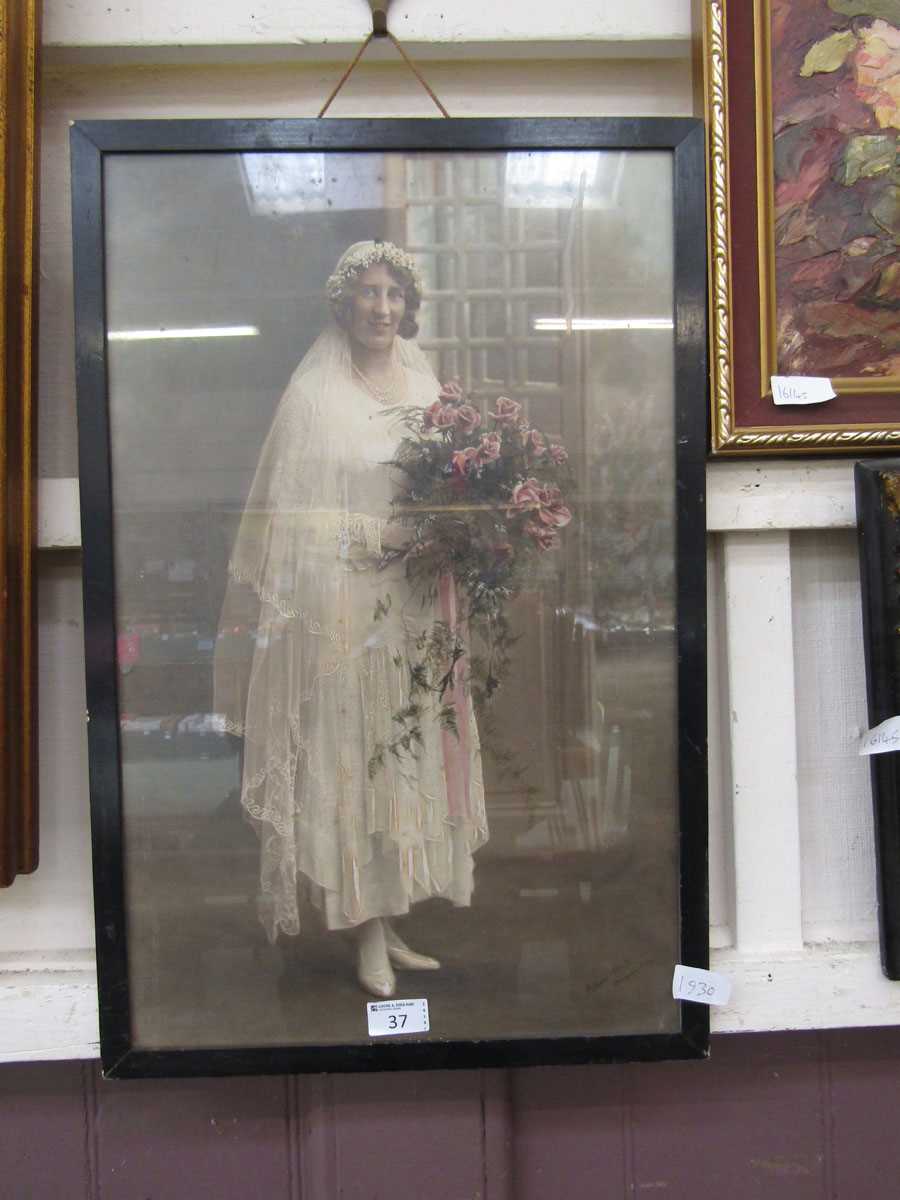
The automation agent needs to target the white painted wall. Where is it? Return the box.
[5,1,896,1061]
[43,0,692,53]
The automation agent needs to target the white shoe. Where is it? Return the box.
[356,919,396,998]
[358,963,396,998]
[384,923,440,971]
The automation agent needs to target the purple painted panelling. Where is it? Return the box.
[628,1033,827,1198]
[827,1027,900,1199]
[5,1031,900,1198]
[91,1072,292,1200]
[481,1069,514,1200]
[329,1069,486,1200]
[0,1061,90,1198]
[297,1076,338,1199]
[511,1064,627,1198]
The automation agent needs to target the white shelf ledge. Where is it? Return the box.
[711,943,900,1033]
[0,941,896,1063]
[706,460,857,532]
[0,952,100,1062]
[38,478,82,550]
[38,463,860,551]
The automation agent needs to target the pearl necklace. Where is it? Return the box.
[352,361,403,406]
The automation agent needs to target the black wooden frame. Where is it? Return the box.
[856,460,900,979]
[71,117,709,1077]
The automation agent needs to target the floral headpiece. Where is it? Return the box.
[325,240,424,305]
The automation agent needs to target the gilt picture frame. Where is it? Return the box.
[705,0,900,456]
[0,0,40,885]
[72,117,708,1077]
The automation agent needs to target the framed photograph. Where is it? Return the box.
[705,0,900,456]
[856,459,900,979]
[72,117,708,1076]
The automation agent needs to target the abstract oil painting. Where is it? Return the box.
[772,0,900,380]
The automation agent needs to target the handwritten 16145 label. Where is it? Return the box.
[768,374,840,408]
[367,998,429,1037]
[859,716,900,756]
[770,375,835,406]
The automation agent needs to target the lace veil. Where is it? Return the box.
[212,241,439,937]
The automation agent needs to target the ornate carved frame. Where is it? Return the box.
[704,0,900,456]
[0,0,40,884]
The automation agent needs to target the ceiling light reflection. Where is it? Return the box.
[108,325,260,342]
[533,317,674,332]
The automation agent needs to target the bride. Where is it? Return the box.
[214,240,488,999]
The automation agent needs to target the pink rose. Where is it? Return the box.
[424,400,458,430]
[455,404,482,434]
[451,446,480,476]
[856,21,900,130]
[524,429,547,457]
[537,483,572,529]
[478,432,502,462]
[524,519,560,552]
[548,443,569,465]
[508,478,543,513]
[438,379,465,405]
[489,396,523,425]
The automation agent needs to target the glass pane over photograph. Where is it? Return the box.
[102,148,679,1051]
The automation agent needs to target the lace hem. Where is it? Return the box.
[234,682,486,837]
[255,815,489,940]
[242,788,488,843]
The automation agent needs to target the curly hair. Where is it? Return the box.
[326,240,423,340]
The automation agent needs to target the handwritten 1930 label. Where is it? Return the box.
[672,964,732,1007]
[859,716,900,756]
[367,997,429,1037]
[770,376,836,406]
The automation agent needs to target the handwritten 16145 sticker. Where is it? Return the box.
[770,376,835,406]
[859,716,900,756]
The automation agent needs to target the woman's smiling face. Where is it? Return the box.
[347,263,407,353]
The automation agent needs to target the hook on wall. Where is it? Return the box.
[369,1,389,38]
[318,0,450,118]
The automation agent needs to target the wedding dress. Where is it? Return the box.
[213,327,488,940]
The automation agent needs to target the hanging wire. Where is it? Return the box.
[318,4,450,119]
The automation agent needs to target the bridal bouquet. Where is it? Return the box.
[369,380,572,776]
